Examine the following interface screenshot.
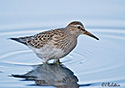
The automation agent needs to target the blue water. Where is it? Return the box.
[0,0,125,88]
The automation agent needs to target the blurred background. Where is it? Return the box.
[0,0,125,30]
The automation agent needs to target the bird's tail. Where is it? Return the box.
[9,37,27,45]
[11,74,36,80]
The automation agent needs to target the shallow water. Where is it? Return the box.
[0,27,125,88]
[0,0,125,88]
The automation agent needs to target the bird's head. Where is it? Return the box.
[66,21,99,40]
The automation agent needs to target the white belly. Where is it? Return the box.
[29,44,65,62]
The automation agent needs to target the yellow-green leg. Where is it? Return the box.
[56,59,60,67]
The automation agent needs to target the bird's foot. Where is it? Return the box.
[56,59,61,67]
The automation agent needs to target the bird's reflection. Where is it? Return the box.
[12,63,79,88]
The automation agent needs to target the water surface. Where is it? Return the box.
[0,27,125,88]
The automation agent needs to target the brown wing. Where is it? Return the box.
[26,29,64,48]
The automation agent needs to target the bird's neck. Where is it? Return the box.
[64,28,80,38]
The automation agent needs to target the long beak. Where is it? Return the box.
[83,30,99,40]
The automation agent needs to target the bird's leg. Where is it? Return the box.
[56,59,60,67]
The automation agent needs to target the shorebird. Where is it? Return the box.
[10,21,99,64]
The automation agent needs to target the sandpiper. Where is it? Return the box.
[10,21,99,63]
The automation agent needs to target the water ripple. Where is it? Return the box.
[0,50,31,60]
[0,28,125,88]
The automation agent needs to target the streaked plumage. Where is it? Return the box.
[10,21,99,62]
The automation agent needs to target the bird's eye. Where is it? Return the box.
[77,26,81,29]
